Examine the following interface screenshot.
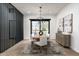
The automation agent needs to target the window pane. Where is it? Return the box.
[41,21,48,35]
[31,20,49,37]
[32,21,40,35]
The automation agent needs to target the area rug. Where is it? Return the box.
[21,40,65,56]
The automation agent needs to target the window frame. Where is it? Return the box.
[30,19,50,35]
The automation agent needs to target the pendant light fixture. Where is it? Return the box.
[39,6,43,35]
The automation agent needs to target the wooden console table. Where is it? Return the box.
[56,32,71,47]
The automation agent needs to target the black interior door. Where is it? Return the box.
[9,20,16,47]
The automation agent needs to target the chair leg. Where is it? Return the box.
[40,46,42,53]
[43,46,48,54]
[46,47,48,54]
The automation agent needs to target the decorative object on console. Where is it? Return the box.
[58,18,64,32]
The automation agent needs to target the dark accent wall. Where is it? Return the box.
[0,3,23,52]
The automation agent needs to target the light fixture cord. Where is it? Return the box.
[40,6,42,19]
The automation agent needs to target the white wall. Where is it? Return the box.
[56,3,79,53]
[24,15,57,40]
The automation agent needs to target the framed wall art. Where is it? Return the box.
[63,14,73,33]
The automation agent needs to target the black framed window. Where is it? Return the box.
[30,19,50,36]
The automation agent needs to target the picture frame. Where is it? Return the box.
[63,14,73,33]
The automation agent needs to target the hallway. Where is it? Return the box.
[0,39,79,56]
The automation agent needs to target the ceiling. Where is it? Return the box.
[12,3,69,16]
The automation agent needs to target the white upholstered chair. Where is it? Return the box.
[34,37,47,45]
[34,36,48,53]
